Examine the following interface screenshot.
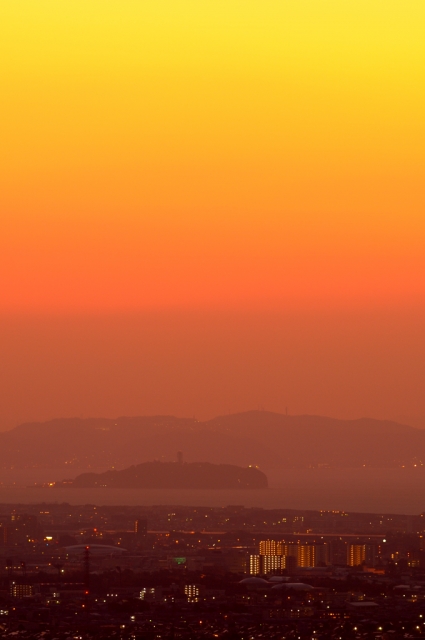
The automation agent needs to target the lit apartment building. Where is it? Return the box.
[298,544,316,568]
[348,544,366,566]
[250,553,299,575]
[262,555,283,574]
[348,544,376,567]
[259,540,278,555]
[10,582,34,599]
[258,540,329,569]
[250,555,261,575]
[184,584,200,602]
[281,543,316,568]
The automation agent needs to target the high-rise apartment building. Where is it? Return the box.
[348,544,366,566]
[257,540,329,570]
[262,555,283,574]
[297,544,315,568]
[280,543,316,568]
[348,544,376,567]
[249,555,261,575]
[259,540,278,556]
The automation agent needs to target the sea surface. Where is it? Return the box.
[0,468,425,514]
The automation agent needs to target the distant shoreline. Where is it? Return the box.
[30,485,269,491]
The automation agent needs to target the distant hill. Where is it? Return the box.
[0,411,424,472]
[57,461,268,490]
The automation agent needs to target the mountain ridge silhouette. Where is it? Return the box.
[0,410,422,471]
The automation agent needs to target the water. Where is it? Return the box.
[0,468,424,514]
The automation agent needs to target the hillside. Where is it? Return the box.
[0,411,424,472]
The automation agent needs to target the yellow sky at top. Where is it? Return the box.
[0,1,424,312]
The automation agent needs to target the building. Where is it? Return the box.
[134,518,148,537]
[184,584,200,602]
[262,555,283,574]
[257,540,329,570]
[280,543,316,568]
[298,544,315,568]
[348,544,376,567]
[250,555,261,575]
[10,582,34,599]
[260,540,278,556]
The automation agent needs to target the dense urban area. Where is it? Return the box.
[0,504,425,638]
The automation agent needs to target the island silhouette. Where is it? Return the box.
[55,461,268,490]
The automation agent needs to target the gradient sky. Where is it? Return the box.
[0,1,424,429]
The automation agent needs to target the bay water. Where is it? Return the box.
[0,468,424,514]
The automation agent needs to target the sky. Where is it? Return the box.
[0,1,424,429]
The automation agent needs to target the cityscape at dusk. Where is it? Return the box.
[0,1,424,637]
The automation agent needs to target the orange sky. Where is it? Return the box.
[0,1,424,428]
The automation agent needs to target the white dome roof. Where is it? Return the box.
[239,577,270,585]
